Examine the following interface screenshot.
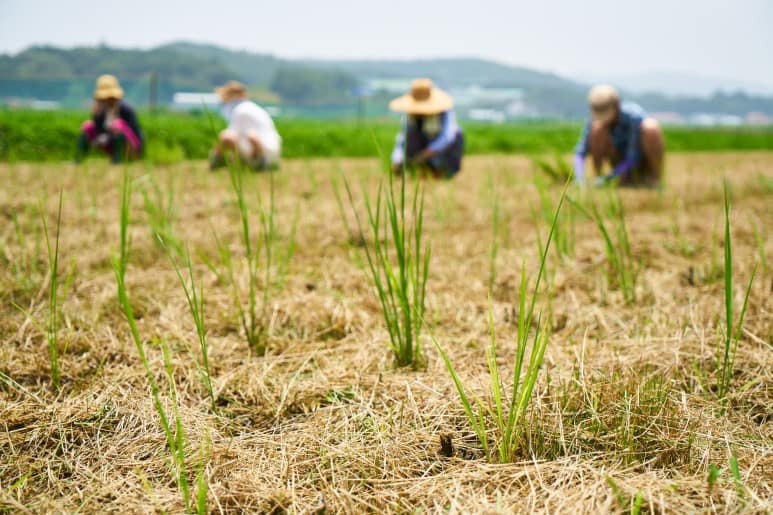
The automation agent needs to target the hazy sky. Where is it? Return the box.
[1,0,772,85]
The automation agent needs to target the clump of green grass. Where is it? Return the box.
[606,476,645,514]
[162,241,216,413]
[569,191,638,304]
[751,221,767,275]
[534,176,575,260]
[715,181,756,407]
[488,189,502,293]
[345,170,430,368]
[1,205,46,298]
[160,340,209,514]
[225,165,278,354]
[203,104,276,353]
[433,183,567,463]
[532,152,574,184]
[139,173,184,258]
[42,191,64,389]
[112,169,208,512]
[331,172,363,247]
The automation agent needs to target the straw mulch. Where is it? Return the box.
[1,152,771,513]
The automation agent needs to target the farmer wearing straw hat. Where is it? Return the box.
[574,84,665,187]
[209,80,282,171]
[75,75,143,163]
[389,78,464,178]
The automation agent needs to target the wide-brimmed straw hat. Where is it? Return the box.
[215,80,249,102]
[588,84,620,123]
[389,78,453,116]
[93,75,124,100]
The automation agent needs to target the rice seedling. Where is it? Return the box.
[433,183,567,463]
[488,188,501,293]
[225,163,271,353]
[222,163,296,354]
[715,181,756,407]
[344,169,430,368]
[41,191,64,389]
[113,169,207,512]
[707,464,721,491]
[534,175,575,260]
[569,190,638,304]
[606,476,645,514]
[160,341,209,514]
[665,201,699,258]
[751,221,767,274]
[707,222,724,283]
[274,200,300,287]
[1,206,45,296]
[532,152,574,184]
[161,239,217,412]
[198,223,232,287]
[705,451,747,506]
[139,173,184,258]
[331,172,362,246]
[729,452,746,506]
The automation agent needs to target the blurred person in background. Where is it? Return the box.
[75,75,143,163]
[574,84,665,187]
[209,81,282,171]
[390,78,464,178]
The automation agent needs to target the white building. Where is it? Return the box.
[171,92,221,111]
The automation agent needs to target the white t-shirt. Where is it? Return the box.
[225,100,282,162]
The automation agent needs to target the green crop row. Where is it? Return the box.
[1,109,772,163]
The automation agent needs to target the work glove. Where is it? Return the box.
[573,154,585,184]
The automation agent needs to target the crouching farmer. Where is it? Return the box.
[75,75,143,163]
[389,78,464,178]
[574,84,665,188]
[210,81,281,171]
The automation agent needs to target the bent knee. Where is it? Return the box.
[219,130,238,145]
[245,130,263,147]
[108,119,127,132]
[641,117,662,135]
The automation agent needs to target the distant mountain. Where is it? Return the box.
[156,41,283,87]
[579,70,773,98]
[0,42,589,115]
[302,57,584,90]
[1,42,772,119]
[0,44,234,107]
[140,43,590,116]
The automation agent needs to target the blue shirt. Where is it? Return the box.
[575,101,647,170]
[391,110,460,164]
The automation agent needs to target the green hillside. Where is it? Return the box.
[307,57,583,89]
[0,45,233,107]
[157,41,283,87]
[1,42,772,118]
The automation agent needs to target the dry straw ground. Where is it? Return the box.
[1,152,771,513]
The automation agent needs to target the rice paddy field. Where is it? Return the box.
[1,152,771,513]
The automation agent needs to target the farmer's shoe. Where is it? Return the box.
[209,150,226,171]
[74,133,90,163]
[111,134,127,164]
[245,155,270,172]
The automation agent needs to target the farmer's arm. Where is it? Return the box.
[574,121,591,183]
[419,111,458,160]
[120,104,143,144]
[391,116,407,165]
[610,118,642,178]
[92,101,107,132]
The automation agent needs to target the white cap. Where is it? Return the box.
[588,84,620,123]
